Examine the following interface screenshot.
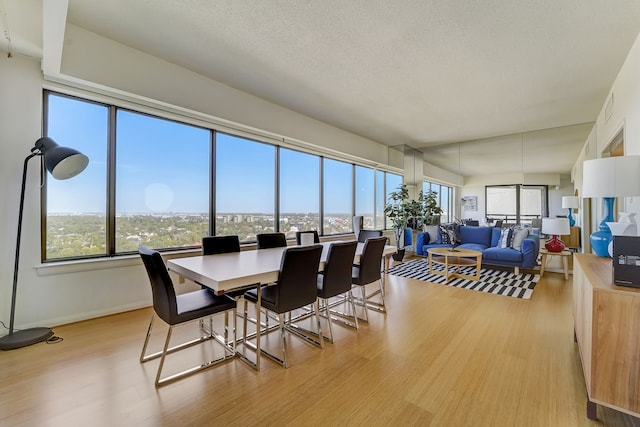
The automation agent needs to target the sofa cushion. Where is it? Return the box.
[510,228,529,251]
[491,227,502,247]
[458,225,492,247]
[424,225,439,244]
[457,243,488,252]
[498,228,513,248]
[483,247,523,263]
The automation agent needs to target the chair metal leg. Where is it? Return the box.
[140,312,236,387]
[349,290,359,330]
[323,298,335,343]
[155,325,174,386]
[360,285,369,322]
[279,314,288,368]
[314,300,324,349]
[140,313,156,362]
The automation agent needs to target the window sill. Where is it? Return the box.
[35,248,202,276]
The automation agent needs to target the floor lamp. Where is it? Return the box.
[0,137,89,351]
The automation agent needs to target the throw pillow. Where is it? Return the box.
[439,223,459,245]
[499,227,513,248]
[510,228,529,251]
[439,224,451,244]
[424,225,439,244]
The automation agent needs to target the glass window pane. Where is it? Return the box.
[115,110,210,252]
[280,148,320,239]
[520,186,545,225]
[440,186,450,222]
[355,165,375,229]
[323,158,353,235]
[216,133,276,242]
[487,185,516,224]
[45,93,108,259]
[375,171,385,229]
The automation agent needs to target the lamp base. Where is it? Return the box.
[0,327,54,351]
[545,235,566,253]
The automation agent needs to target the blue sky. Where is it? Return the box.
[46,94,382,215]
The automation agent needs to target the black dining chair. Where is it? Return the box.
[357,229,383,243]
[202,235,241,255]
[138,247,237,387]
[317,241,359,342]
[256,232,287,249]
[202,235,243,332]
[295,230,320,245]
[351,236,387,322]
[242,245,324,368]
[494,220,503,228]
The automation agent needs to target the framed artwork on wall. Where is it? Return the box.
[462,196,477,211]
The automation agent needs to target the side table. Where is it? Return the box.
[539,248,572,280]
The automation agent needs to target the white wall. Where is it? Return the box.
[573,30,640,241]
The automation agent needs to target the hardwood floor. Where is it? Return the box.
[1,261,639,427]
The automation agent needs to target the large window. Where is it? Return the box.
[215,133,276,242]
[45,93,108,259]
[115,110,210,252]
[423,181,453,223]
[486,185,547,225]
[43,91,402,261]
[322,158,353,235]
[279,148,320,239]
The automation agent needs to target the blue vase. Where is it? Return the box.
[590,197,614,257]
[566,208,575,227]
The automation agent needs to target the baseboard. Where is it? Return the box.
[0,301,152,338]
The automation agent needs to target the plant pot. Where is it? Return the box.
[392,248,405,261]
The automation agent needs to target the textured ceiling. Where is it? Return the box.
[5,1,640,176]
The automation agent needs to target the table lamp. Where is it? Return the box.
[582,155,640,257]
[561,196,579,227]
[541,217,570,252]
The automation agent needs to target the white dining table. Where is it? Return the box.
[166,241,396,370]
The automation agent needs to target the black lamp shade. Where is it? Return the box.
[34,137,89,180]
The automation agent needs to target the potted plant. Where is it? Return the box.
[384,184,411,261]
[419,190,444,227]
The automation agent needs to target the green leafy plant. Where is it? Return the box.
[419,190,444,226]
[383,184,411,249]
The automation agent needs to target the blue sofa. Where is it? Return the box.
[415,225,539,274]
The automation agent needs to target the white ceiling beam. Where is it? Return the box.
[42,0,68,76]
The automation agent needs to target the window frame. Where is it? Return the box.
[41,90,403,263]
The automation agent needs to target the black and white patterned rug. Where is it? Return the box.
[388,259,539,299]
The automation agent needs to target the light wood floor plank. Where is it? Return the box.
[1,262,639,426]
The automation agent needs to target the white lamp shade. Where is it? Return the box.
[541,217,570,236]
[582,156,640,198]
[561,196,579,209]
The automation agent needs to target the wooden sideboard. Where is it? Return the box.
[573,254,640,420]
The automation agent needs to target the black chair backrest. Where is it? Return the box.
[494,220,503,228]
[202,235,240,255]
[295,230,320,245]
[466,220,479,226]
[357,229,383,243]
[139,247,177,324]
[319,241,358,299]
[354,236,387,284]
[257,232,287,249]
[272,245,323,313]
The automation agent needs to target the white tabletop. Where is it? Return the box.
[167,241,396,294]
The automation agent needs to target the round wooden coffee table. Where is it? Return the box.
[427,247,483,283]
